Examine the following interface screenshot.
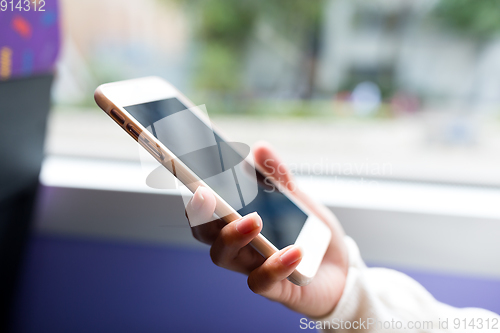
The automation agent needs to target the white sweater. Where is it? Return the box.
[312,237,500,332]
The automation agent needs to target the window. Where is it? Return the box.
[49,0,500,187]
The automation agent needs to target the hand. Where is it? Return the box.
[186,142,349,318]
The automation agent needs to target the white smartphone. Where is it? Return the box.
[94,77,331,286]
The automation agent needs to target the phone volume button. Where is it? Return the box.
[126,124,140,139]
[110,109,125,125]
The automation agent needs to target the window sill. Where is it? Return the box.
[37,156,500,279]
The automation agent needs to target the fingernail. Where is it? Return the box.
[191,189,205,211]
[236,213,261,234]
[280,246,302,266]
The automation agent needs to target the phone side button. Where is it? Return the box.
[110,109,125,125]
[126,124,140,139]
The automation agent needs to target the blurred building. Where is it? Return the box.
[53,0,500,114]
[53,0,189,104]
[317,0,500,113]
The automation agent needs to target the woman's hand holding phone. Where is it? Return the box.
[187,142,349,318]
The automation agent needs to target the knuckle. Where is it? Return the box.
[247,274,263,294]
[191,232,202,242]
[209,246,224,267]
[247,269,273,295]
[217,232,232,248]
[218,226,238,248]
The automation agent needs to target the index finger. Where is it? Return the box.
[253,142,296,193]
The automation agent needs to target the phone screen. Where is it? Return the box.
[125,98,308,249]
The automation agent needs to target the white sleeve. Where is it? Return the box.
[315,236,500,333]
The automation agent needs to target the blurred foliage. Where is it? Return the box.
[195,0,256,48]
[193,42,242,91]
[192,0,324,47]
[177,0,324,93]
[433,0,500,39]
[190,90,393,119]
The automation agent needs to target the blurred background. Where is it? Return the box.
[49,0,500,185]
[4,0,500,332]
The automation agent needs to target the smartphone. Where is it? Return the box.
[94,77,331,286]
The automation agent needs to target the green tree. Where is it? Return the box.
[179,0,324,96]
[433,0,500,40]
